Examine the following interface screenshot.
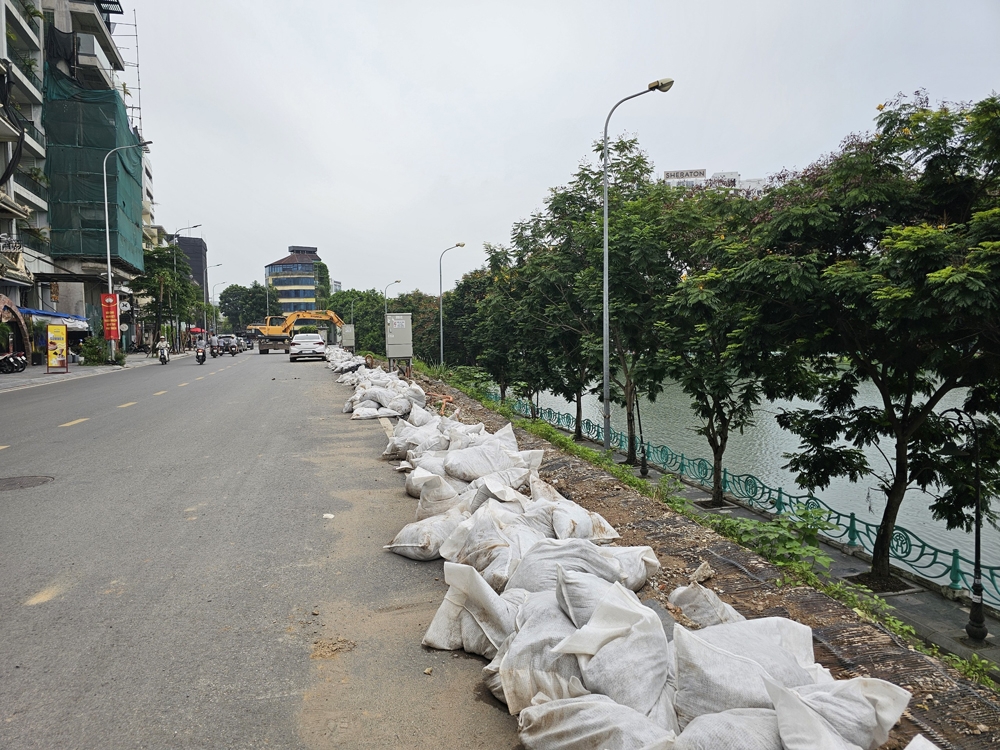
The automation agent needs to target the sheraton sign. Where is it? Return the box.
[663,169,706,180]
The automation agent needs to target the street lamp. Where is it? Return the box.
[212,281,228,333]
[204,263,221,332]
[601,77,673,451]
[384,279,401,317]
[439,243,465,367]
[103,139,152,359]
[169,224,202,351]
[941,407,989,642]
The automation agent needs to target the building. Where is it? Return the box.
[265,246,322,313]
[663,169,765,195]
[5,1,145,346]
[177,236,209,306]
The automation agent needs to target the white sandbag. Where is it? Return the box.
[672,618,818,728]
[596,545,661,591]
[421,562,529,658]
[555,566,615,628]
[342,400,354,413]
[667,583,745,627]
[525,476,620,543]
[498,591,588,715]
[416,476,463,520]
[444,441,528,482]
[554,582,678,732]
[904,737,941,750]
[384,509,468,561]
[519,449,545,471]
[518,693,676,750]
[673,708,780,750]
[355,399,380,410]
[482,522,546,591]
[492,422,520,451]
[404,382,426,407]
[407,403,436,426]
[387,396,413,416]
[350,407,380,420]
[765,677,910,750]
[462,468,534,514]
[504,538,624,593]
[376,406,401,417]
[358,386,397,407]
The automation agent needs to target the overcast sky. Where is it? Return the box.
[121,0,1000,299]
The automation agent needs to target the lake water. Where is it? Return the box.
[537,382,998,570]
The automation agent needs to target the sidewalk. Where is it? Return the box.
[651,465,1000,680]
[0,352,193,394]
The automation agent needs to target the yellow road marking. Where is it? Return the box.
[59,418,89,427]
[209,373,215,376]
[195,377,204,381]
[118,402,137,408]
[178,383,189,387]
[153,390,168,396]
[24,573,79,605]
[0,445,8,451]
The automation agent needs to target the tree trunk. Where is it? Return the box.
[574,389,584,441]
[870,440,909,578]
[624,382,637,464]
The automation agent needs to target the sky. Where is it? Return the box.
[119,0,1000,300]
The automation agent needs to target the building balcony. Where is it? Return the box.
[9,53,43,104]
[13,169,47,210]
[67,1,126,71]
[6,0,42,49]
[76,32,120,90]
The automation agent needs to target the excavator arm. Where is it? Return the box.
[280,310,345,334]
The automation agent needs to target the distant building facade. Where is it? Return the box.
[177,236,209,306]
[265,246,321,312]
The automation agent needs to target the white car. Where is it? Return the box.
[289,333,326,361]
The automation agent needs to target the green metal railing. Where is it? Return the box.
[505,398,1000,608]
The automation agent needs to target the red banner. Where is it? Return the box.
[101,293,120,340]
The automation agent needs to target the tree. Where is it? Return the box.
[133,244,198,345]
[314,262,331,306]
[744,93,1000,579]
[326,289,385,354]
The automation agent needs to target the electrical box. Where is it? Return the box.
[385,313,412,358]
[341,324,355,348]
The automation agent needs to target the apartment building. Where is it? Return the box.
[265,246,323,313]
[8,1,146,341]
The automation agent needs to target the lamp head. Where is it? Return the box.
[456,242,465,247]
[394,279,401,284]
[648,77,674,93]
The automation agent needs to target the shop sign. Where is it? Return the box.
[102,293,120,340]
[47,324,69,373]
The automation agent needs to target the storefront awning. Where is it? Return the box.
[18,307,91,332]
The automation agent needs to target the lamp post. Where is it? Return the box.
[103,139,152,360]
[204,263,221,332]
[350,297,355,324]
[439,243,465,367]
[384,279,401,317]
[169,224,201,351]
[601,78,673,451]
[212,281,228,333]
[941,408,989,642]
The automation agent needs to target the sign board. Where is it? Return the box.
[46,324,69,373]
[101,293,120,340]
[663,169,706,180]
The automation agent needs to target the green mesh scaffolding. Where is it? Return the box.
[42,63,144,273]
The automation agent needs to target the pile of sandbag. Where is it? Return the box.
[344,382,925,749]
[325,345,367,372]
[334,363,428,419]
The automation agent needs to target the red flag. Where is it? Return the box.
[102,293,120,340]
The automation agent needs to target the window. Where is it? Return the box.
[271,276,315,287]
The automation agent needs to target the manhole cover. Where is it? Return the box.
[0,476,55,491]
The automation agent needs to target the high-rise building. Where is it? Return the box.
[177,236,209,306]
[265,246,322,313]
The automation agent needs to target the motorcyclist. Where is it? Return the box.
[195,335,206,350]
[156,335,170,361]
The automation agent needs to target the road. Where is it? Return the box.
[0,353,518,749]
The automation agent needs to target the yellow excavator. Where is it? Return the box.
[247,310,345,354]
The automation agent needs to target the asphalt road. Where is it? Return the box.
[0,353,518,749]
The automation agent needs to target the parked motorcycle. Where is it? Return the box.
[196,347,206,365]
[159,348,169,365]
[0,351,27,373]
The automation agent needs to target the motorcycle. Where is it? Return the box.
[0,351,27,373]
[228,343,238,356]
[159,348,169,365]
[196,347,206,365]
[210,345,219,358]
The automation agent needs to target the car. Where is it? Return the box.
[289,333,326,361]
[218,334,238,352]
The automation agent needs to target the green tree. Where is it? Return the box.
[133,244,198,345]
[744,93,1000,578]
[314,261,331,306]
